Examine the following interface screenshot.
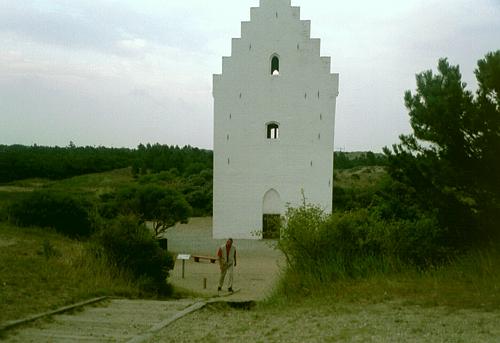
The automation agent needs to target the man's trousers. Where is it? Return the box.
[219,263,234,289]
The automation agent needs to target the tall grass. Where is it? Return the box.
[0,223,144,324]
[271,241,500,310]
[270,201,499,309]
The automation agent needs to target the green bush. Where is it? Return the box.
[278,203,451,286]
[8,191,94,238]
[98,184,192,237]
[0,204,7,222]
[91,215,174,295]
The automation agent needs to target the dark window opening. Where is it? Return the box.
[271,56,280,75]
[263,214,281,239]
[267,123,279,139]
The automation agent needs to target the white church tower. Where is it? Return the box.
[213,0,339,239]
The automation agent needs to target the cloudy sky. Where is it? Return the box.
[0,0,499,152]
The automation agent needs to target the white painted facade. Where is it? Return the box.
[213,0,339,239]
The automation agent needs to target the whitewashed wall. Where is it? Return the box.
[213,0,339,239]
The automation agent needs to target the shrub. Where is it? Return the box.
[278,203,453,288]
[91,215,174,295]
[0,204,7,222]
[98,184,192,238]
[8,191,94,238]
[387,216,451,267]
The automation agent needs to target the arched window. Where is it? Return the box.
[266,122,279,139]
[271,55,280,75]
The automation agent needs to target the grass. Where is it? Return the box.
[0,168,133,204]
[333,166,388,189]
[0,222,144,325]
[266,245,500,311]
[0,168,134,222]
[47,168,133,197]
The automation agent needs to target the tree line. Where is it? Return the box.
[334,151,387,169]
[1,143,386,184]
[0,143,213,183]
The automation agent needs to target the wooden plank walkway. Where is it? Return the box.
[2,299,206,343]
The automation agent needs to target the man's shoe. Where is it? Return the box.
[217,287,221,292]
[228,287,233,292]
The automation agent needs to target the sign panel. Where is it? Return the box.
[177,254,191,260]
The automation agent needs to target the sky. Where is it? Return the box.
[0,0,499,152]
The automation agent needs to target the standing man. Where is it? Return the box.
[217,238,237,292]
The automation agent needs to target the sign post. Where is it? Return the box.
[177,254,191,279]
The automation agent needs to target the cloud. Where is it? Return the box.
[0,0,211,58]
[0,0,498,151]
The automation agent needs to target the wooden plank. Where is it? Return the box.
[126,301,206,343]
[0,296,108,332]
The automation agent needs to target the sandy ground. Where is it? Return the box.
[165,217,284,301]
[147,300,500,343]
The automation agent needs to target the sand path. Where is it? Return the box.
[165,217,284,301]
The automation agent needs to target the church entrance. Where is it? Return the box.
[262,189,283,239]
[262,214,281,239]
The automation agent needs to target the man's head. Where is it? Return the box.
[226,238,233,247]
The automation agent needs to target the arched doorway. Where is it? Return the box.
[262,189,283,239]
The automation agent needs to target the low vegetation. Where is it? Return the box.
[273,200,500,309]
[0,223,142,324]
[90,215,175,294]
[0,169,189,324]
[9,190,95,238]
